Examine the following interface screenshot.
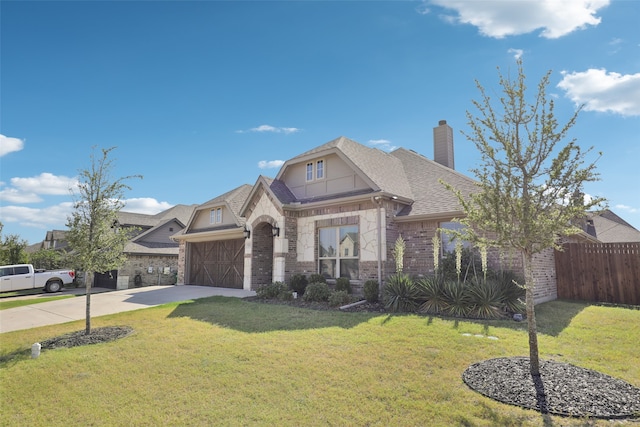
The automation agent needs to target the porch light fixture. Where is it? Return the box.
[243,226,251,239]
[272,226,280,238]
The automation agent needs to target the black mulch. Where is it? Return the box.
[40,326,134,349]
[463,357,640,419]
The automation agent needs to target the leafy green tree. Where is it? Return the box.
[0,223,29,265]
[445,60,604,377]
[29,248,67,270]
[66,147,141,334]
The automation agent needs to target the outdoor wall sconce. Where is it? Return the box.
[243,226,251,239]
[272,226,280,238]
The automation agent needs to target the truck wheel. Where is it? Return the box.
[45,280,62,293]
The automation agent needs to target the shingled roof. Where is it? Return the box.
[389,148,477,219]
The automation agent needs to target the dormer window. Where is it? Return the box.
[306,159,325,182]
[210,207,222,224]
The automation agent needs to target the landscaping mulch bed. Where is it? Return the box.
[463,357,640,419]
[40,326,134,349]
[245,296,387,312]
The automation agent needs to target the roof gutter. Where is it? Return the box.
[172,227,244,243]
[282,191,412,211]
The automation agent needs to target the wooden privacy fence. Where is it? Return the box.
[555,243,640,305]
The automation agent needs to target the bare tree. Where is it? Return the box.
[66,147,141,335]
[445,60,604,376]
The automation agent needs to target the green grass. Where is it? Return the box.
[0,295,74,310]
[1,297,638,426]
[0,288,44,298]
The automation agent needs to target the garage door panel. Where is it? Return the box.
[188,239,244,288]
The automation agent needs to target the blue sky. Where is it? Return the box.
[1,0,639,245]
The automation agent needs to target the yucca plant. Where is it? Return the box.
[415,277,447,314]
[467,279,503,319]
[442,280,471,317]
[383,274,419,313]
[495,270,526,314]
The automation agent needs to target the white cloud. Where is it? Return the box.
[0,135,25,157]
[368,139,397,152]
[429,0,609,39]
[122,198,174,214]
[237,125,301,134]
[0,187,42,204]
[557,69,640,116]
[508,48,524,59]
[0,202,74,229]
[258,160,285,169]
[10,173,79,195]
[615,204,639,214]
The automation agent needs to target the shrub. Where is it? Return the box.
[256,282,289,300]
[334,277,352,294]
[289,274,308,296]
[442,280,470,317]
[494,270,525,314]
[328,290,351,307]
[415,276,447,314]
[467,279,503,319]
[303,282,331,302]
[383,274,419,313]
[363,280,379,303]
[308,274,326,284]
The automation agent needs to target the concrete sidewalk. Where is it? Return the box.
[0,285,255,333]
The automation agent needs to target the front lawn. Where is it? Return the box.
[0,295,74,310]
[0,298,638,426]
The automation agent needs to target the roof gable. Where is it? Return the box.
[276,136,413,201]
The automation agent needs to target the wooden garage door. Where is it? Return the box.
[189,239,244,289]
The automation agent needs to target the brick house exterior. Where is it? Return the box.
[174,121,598,304]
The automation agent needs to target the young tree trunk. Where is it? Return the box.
[85,270,92,335]
[523,253,540,376]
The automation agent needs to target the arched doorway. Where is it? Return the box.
[251,222,276,288]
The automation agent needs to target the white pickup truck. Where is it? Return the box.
[0,264,75,293]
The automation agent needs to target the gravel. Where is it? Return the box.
[463,357,640,419]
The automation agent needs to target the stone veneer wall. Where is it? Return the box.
[177,240,186,285]
[119,254,179,288]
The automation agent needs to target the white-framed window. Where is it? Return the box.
[210,207,222,224]
[305,159,325,181]
[306,162,314,181]
[316,159,324,179]
[318,225,359,280]
[439,221,470,253]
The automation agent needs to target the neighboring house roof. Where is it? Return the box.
[589,210,640,243]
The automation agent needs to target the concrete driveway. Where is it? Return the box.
[0,285,255,333]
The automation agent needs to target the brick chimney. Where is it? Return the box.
[433,119,454,169]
